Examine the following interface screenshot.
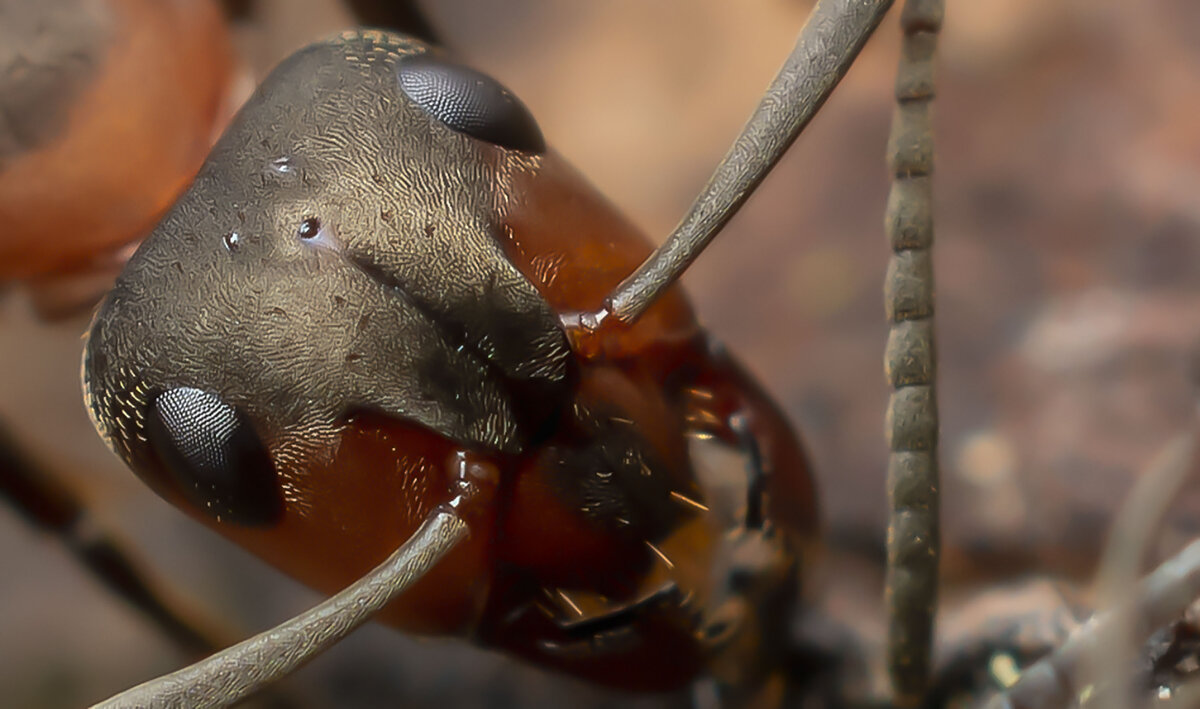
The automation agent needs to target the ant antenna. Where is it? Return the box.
[92,510,468,709]
[883,0,943,706]
[594,0,894,327]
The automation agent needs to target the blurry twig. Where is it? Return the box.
[1091,428,1199,709]
[987,536,1200,709]
[0,420,231,659]
[986,424,1200,709]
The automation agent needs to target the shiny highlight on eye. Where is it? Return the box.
[297,217,321,240]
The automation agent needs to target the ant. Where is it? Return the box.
[2,1,1200,709]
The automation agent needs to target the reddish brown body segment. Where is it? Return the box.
[164,151,817,690]
[0,0,233,282]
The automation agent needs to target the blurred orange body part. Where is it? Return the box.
[0,0,232,280]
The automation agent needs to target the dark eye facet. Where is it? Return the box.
[397,54,545,153]
[146,387,283,526]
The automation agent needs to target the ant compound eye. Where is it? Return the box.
[297,217,321,240]
[146,387,283,526]
[398,54,545,153]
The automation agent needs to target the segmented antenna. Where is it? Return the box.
[94,510,469,709]
[597,0,894,327]
[884,0,943,705]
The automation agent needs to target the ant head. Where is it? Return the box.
[82,31,571,526]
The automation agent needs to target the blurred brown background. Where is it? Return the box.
[3,0,1200,706]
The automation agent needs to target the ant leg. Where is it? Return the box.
[884,0,943,705]
[0,421,228,659]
